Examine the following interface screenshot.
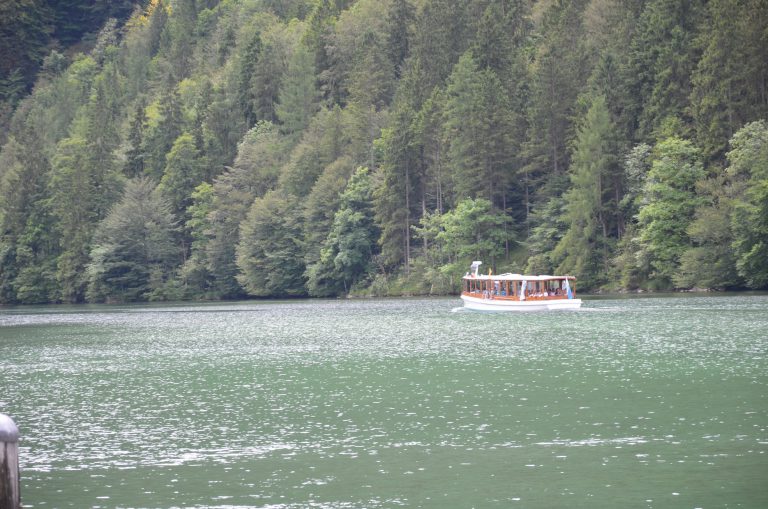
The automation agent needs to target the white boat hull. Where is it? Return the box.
[461,294,582,311]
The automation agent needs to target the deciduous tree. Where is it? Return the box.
[635,137,705,288]
[87,177,179,302]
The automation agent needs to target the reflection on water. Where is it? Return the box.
[1,296,767,508]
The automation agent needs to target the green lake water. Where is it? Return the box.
[1,295,767,508]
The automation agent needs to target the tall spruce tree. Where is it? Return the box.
[690,0,768,161]
[159,132,205,223]
[0,127,58,303]
[628,0,704,141]
[553,95,621,288]
[277,44,319,140]
[442,51,514,209]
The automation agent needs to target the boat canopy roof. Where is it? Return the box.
[463,273,576,281]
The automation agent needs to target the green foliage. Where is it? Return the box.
[143,88,184,179]
[48,136,101,302]
[303,0,342,103]
[125,99,147,177]
[414,197,511,282]
[279,107,346,197]
[0,0,146,118]
[373,120,415,269]
[197,121,289,299]
[410,0,470,91]
[524,197,567,276]
[200,78,248,174]
[0,129,58,303]
[0,0,766,302]
[635,137,705,288]
[675,177,742,289]
[277,44,319,139]
[307,166,377,296]
[302,155,356,269]
[689,0,768,161]
[523,0,591,199]
[727,121,768,288]
[179,182,214,296]
[159,132,205,220]
[233,121,289,197]
[442,51,514,208]
[384,0,415,78]
[236,190,306,296]
[0,0,51,101]
[86,177,179,302]
[250,37,287,124]
[612,143,653,289]
[165,0,198,80]
[553,95,621,288]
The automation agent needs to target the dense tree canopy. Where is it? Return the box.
[86,177,179,302]
[0,0,767,303]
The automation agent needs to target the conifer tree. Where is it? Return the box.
[202,79,247,175]
[236,30,263,127]
[675,176,742,289]
[442,52,514,209]
[250,40,286,124]
[523,0,590,196]
[690,0,768,161]
[553,95,621,288]
[277,44,319,140]
[628,0,704,140]
[49,136,97,302]
[125,99,148,178]
[373,104,421,271]
[144,87,184,179]
[385,0,415,78]
[159,132,205,222]
[410,0,470,91]
[303,0,341,104]
[0,127,58,303]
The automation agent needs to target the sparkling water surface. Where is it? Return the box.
[1,295,767,508]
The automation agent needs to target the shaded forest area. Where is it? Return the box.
[0,0,767,304]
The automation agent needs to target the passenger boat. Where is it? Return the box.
[461,261,582,311]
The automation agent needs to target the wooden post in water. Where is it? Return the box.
[0,414,20,509]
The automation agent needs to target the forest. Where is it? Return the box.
[0,0,767,303]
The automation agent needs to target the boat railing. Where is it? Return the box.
[461,290,575,301]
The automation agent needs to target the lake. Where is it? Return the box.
[1,295,767,508]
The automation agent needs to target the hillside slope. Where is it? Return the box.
[0,0,767,304]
